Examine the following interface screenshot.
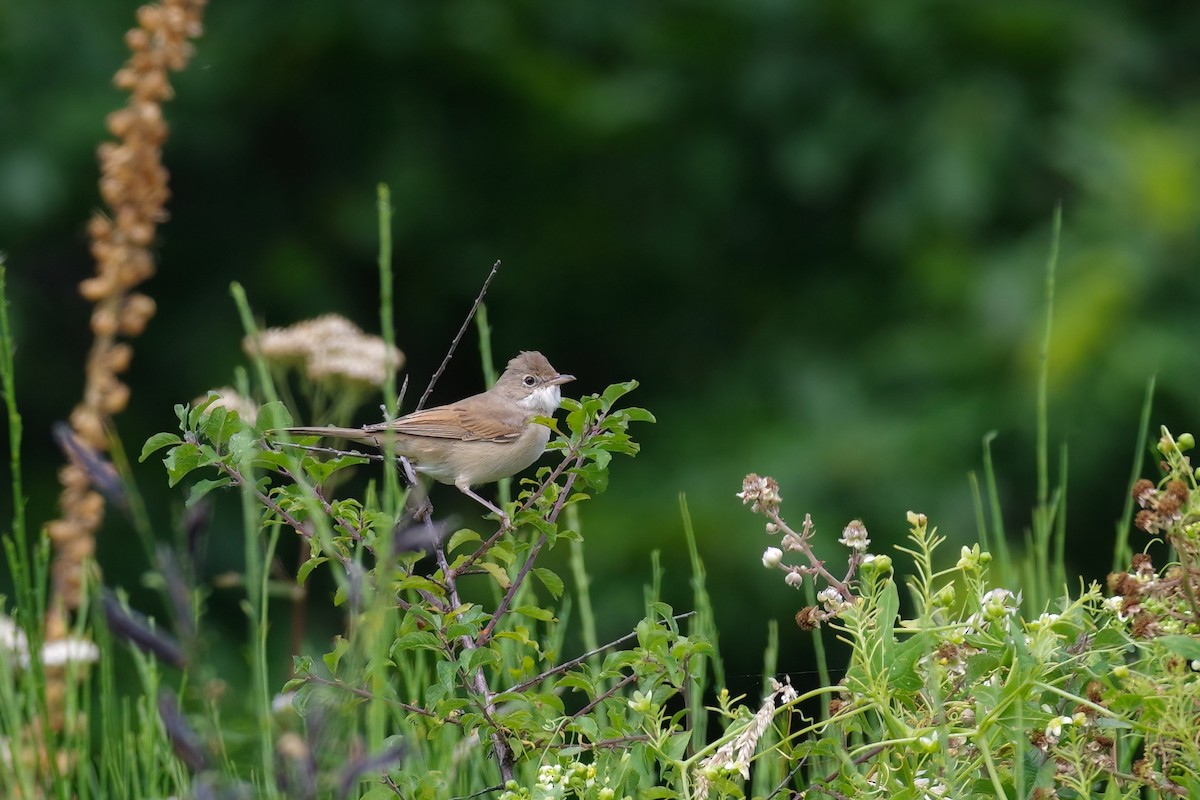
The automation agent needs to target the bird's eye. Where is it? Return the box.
[523,375,537,387]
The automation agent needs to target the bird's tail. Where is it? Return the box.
[275,426,373,443]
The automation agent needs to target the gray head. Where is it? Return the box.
[494,351,575,413]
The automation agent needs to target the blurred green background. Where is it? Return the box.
[3,1,1200,696]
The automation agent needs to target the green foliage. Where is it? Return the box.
[134,363,679,796]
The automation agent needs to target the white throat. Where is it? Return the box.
[520,385,562,416]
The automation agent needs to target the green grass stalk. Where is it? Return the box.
[1113,377,1156,571]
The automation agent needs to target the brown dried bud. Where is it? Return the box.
[77,491,106,528]
[58,464,89,493]
[91,307,120,338]
[80,276,114,302]
[69,407,107,450]
[1105,571,1125,593]
[100,380,131,414]
[46,519,82,545]
[795,606,823,631]
[134,100,163,127]
[87,214,114,241]
[1165,480,1188,503]
[1131,478,1155,505]
[105,343,134,373]
[113,67,139,91]
[125,27,151,52]
[1156,492,1181,517]
[1129,612,1156,639]
[137,69,171,101]
[106,108,136,138]
[67,536,96,560]
[1134,510,1155,532]
[136,4,163,31]
[118,294,156,336]
[1131,552,1153,572]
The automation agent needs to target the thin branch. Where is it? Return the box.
[416,259,501,411]
[301,673,445,720]
[508,611,695,694]
[450,784,506,800]
[569,671,637,720]
[475,470,579,647]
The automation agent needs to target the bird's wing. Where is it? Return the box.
[365,404,526,443]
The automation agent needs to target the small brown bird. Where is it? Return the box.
[282,351,574,522]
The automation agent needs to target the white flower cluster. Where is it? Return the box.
[244,314,404,388]
[1,615,99,668]
[693,679,796,800]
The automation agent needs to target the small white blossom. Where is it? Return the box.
[837,520,870,551]
[736,474,781,512]
[1045,715,1073,739]
[784,571,804,588]
[0,615,29,664]
[779,532,803,551]
[762,547,784,568]
[40,637,99,667]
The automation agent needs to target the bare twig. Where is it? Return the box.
[301,673,444,720]
[508,611,695,695]
[416,259,502,411]
[570,671,637,720]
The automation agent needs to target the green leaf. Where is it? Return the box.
[533,568,564,599]
[642,789,681,800]
[140,432,182,462]
[322,635,351,675]
[1158,634,1200,661]
[201,406,239,447]
[874,579,900,668]
[663,731,691,761]
[162,443,204,487]
[888,630,935,694]
[186,477,231,507]
[600,380,638,410]
[513,605,555,622]
[296,556,328,585]
[227,429,259,463]
[398,575,445,594]
[255,400,293,432]
[570,462,609,494]
[478,562,512,589]
[303,454,368,483]
[391,631,442,652]
[446,528,482,553]
[621,406,656,423]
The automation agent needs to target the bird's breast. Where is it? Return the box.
[411,422,552,487]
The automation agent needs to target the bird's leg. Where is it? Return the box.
[456,484,512,529]
[396,457,435,522]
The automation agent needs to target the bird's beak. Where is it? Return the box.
[549,373,576,386]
